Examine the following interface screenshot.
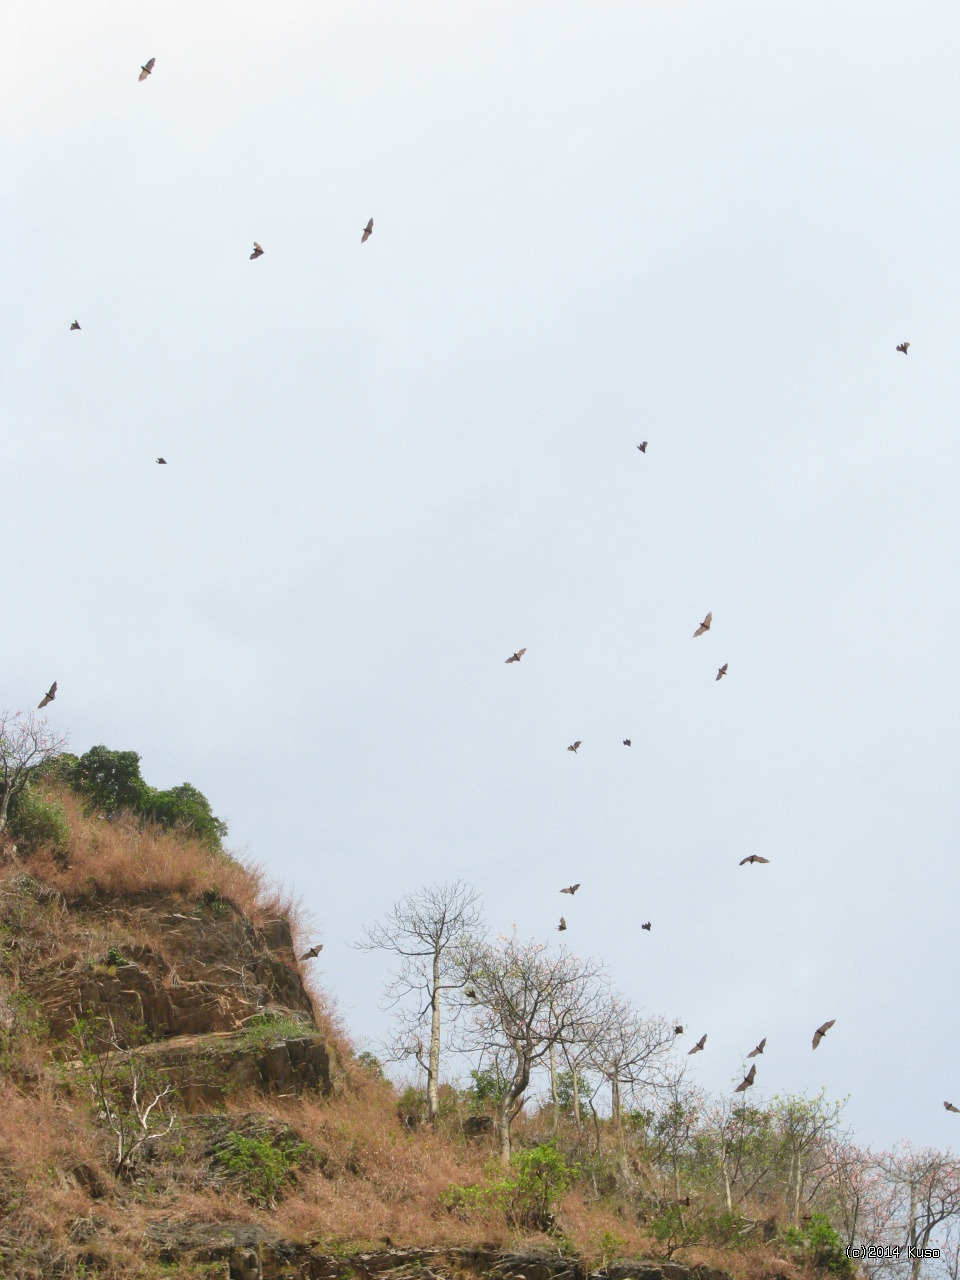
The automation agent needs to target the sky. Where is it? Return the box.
[3,1,960,1153]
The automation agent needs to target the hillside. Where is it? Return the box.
[0,782,845,1280]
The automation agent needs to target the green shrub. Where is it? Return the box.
[241,1012,312,1048]
[7,786,70,856]
[442,1141,575,1231]
[355,1051,385,1078]
[785,1212,853,1277]
[213,1132,310,1206]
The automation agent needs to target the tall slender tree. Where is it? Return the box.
[358,881,482,1123]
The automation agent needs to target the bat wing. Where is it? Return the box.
[945,1102,960,1113]
[812,1019,836,1048]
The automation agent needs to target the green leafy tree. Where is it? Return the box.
[71,746,148,816]
[142,781,227,846]
[67,746,227,847]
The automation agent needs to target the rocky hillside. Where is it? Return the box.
[0,787,810,1280]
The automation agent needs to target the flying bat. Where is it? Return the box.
[361,218,374,243]
[945,1102,960,1114]
[38,681,57,709]
[896,342,910,355]
[716,663,728,680]
[739,855,770,865]
[250,242,264,260]
[812,1019,836,1050]
[674,1025,684,1036]
[747,1038,766,1058]
[560,884,580,895]
[504,647,526,664]
[637,442,648,453]
[139,57,155,82]
[557,917,567,932]
[693,611,713,637]
[156,457,167,465]
[641,921,651,932]
[70,320,81,330]
[688,1034,707,1054]
[299,944,323,960]
[567,741,581,753]
[623,738,632,746]
[735,1063,757,1093]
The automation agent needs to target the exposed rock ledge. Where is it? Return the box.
[142,1234,735,1280]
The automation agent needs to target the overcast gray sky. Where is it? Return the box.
[4,1,960,1150]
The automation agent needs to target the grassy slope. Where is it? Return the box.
[0,788,807,1280]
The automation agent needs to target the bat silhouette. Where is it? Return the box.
[557,917,567,932]
[637,442,647,453]
[250,242,264,260]
[156,457,167,465]
[735,1063,756,1093]
[567,741,581,753]
[747,1038,766,1058]
[674,1025,684,1035]
[897,342,910,354]
[693,611,712,637]
[641,921,651,932]
[361,218,374,243]
[945,1102,960,1113]
[299,945,323,960]
[688,1034,707,1054]
[716,663,728,680]
[504,647,526,663]
[812,1019,836,1050]
[739,855,770,865]
[623,738,632,746]
[38,681,57,709]
[560,884,580,895]
[139,57,155,82]
[70,320,81,330]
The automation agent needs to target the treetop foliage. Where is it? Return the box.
[39,743,227,848]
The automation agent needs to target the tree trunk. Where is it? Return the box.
[571,1063,582,1130]
[611,1073,621,1133]
[426,951,441,1123]
[549,1044,559,1135]
[722,1159,733,1212]
[0,784,11,833]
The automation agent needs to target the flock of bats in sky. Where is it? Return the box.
[46,52,952,1109]
[500,340,918,1097]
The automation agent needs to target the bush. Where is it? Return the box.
[213,1131,311,1206]
[443,1140,575,1231]
[785,1212,853,1277]
[7,786,70,856]
[241,1012,313,1048]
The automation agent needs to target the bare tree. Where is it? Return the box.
[458,931,608,1164]
[72,1018,176,1180]
[882,1147,960,1280]
[358,881,482,1124]
[589,995,676,1133]
[0,709,69,833]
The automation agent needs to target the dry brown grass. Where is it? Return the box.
[23,786,297,927]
